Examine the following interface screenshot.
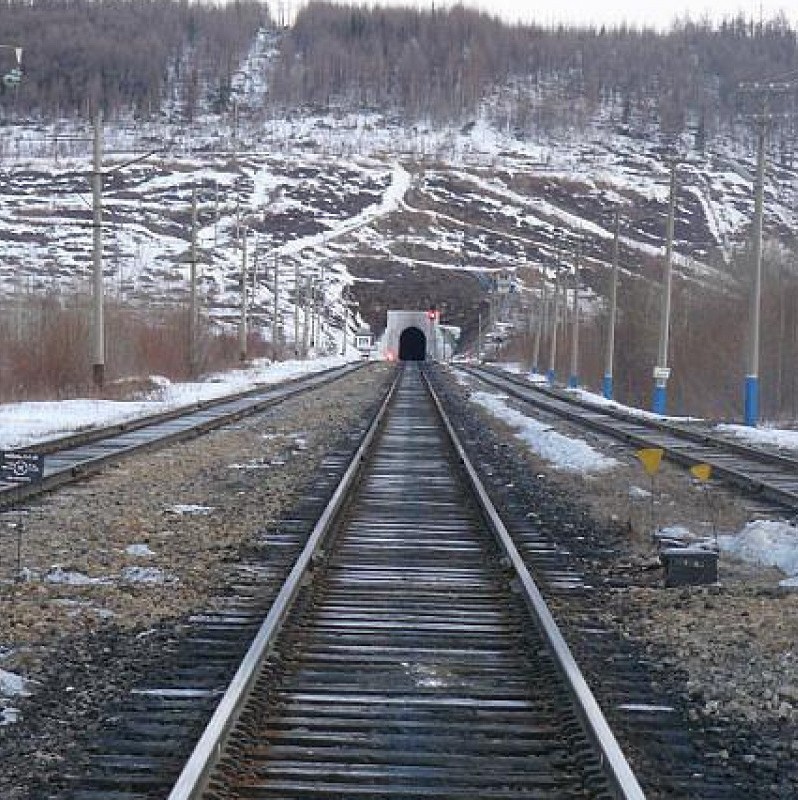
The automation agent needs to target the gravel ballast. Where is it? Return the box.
[2,360,798,798]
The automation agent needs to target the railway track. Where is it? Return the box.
[463,364,798,510]
[0,362,365,509]
[64,364,647,800]
[165,364,643,799]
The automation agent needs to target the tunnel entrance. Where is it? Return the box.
[399,326,427,361]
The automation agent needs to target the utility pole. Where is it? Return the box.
[745,114,767,425]
[319,261,326,349]
[213,180,219,250]
[189,187,198,376]
[532,279,547,375]
[737,79,793,425]
[310,275,317,349]
[568,251,580,389]
[239,229,248,362]
[272,252,280,352]
[251,240,259,296]
[294,261,300,357]
[231,100,239,169]
[303,274,311,356]
[547,264,561,385]
[91,110,105,388]
[604,208,620,399]
[652,161,677,414]
[341,287,348,357]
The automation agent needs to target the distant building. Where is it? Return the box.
[355,328,374,358]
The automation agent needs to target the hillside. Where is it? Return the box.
[1,4,798,419]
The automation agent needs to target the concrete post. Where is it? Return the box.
[745,117,767,426]
[652,162,676,414]
[603,209,620,399]
[91,110,105,388]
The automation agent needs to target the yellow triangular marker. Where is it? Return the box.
[690,463,712,482]
[636,447,664,476]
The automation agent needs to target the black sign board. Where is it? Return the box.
[1,452,44,485]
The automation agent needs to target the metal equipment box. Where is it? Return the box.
[661,547,718,588]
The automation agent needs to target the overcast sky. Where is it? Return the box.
[281,0,798,29]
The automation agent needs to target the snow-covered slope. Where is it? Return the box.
[1,41,795,350]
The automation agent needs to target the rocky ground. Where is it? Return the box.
[1,359,797,798]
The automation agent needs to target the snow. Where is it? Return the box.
[44,566,109,586]
[276,160,410,257]
[617,703,676,713]
[470,391,618,473]
[718,520,798,584]
[52,599,116,619]
[0,355,354,450]
[0,668,29,698]
[570,386,704,423]
[125,543,155,558]
[121,566,175,584]
[165,504,215,516]
[0,666,30,726]
[715,423,798,453]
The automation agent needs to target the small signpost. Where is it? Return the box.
[635,447,664,538]
[1,452,45,486]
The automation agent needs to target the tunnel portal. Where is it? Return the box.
[399,326,427,361]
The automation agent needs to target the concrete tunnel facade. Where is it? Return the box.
[381,311,446,361]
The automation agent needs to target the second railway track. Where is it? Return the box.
[0,362,365,509]
[464,364,798,511]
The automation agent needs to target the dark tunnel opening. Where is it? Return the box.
[399,326,427,361]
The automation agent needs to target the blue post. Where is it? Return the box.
[568,374,578,389]
[602,374,613,400]
[744,375,759,427]
[652,382,667,415]
[547,368,556,386]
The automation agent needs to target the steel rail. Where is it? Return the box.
[464,365,798,509]
[11,362,365,457]
[166,368,400,800]
[0,362,367,509]
[475,365,798,471]
[424,370,647,800]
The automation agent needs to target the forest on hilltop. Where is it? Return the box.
[274,3,798,144]
[0,0,797,147]
[0,0,266,117]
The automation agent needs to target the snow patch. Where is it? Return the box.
[120,566,176,584]
[0,668,29,698]
[716,423,798,453]
[44,566,108,586]
[125,543,156,558]
[0,355,355,450]
[470,391,618,473]
[165,504,215,516]
[718,519,798,579]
